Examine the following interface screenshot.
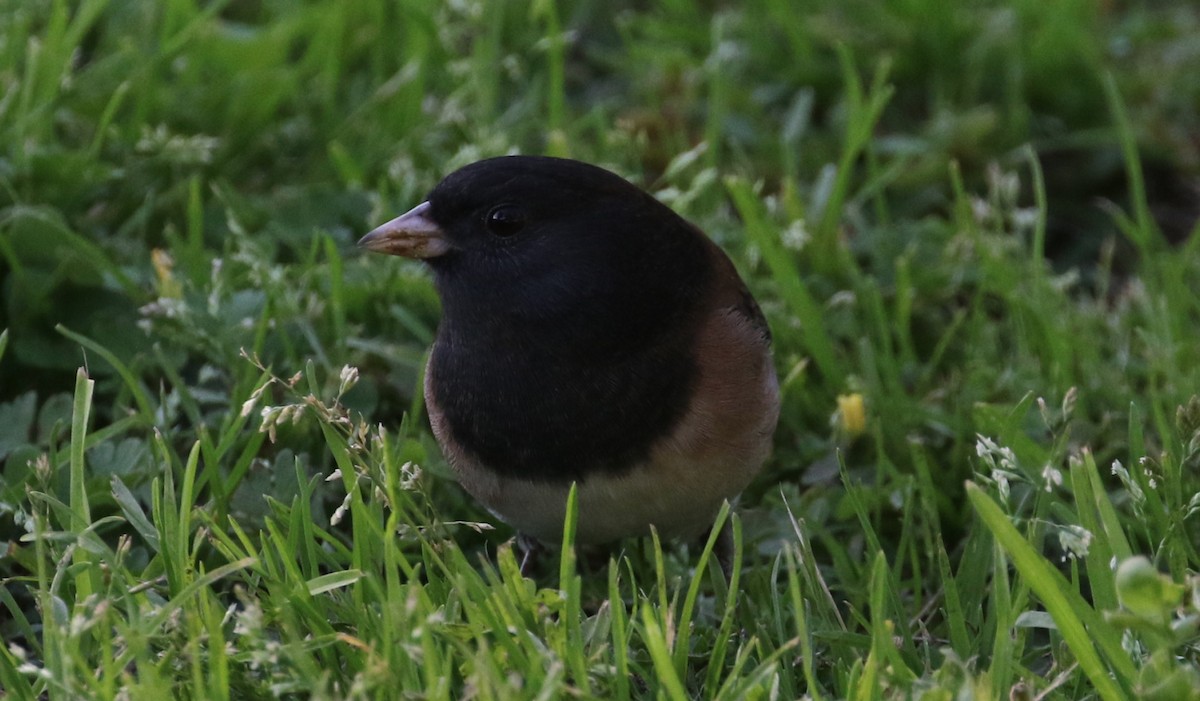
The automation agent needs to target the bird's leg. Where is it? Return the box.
[516,532,545,576]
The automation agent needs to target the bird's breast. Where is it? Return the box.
[424,303,779,544]
[425,333,698,483]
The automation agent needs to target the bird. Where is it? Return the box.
[359,156,779,571]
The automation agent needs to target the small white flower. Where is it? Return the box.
[781,219,810,251]
[1058,525,1093,560]
[338,365,360,397]
[398,461,423,490]
[1041,465,1063,492]
[240,384,268,418]
[330,493,353,526]
[1110,460,1145,504]
[17,662,49,678]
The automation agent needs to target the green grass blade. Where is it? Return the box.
[110,476,160,551]
[56,326,154,422]
[727,176,842,385]
[1101,72,1158,254]
[67,367,101,604]
[967,482,1134,698]
[641,605,690,701]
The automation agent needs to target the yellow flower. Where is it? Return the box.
[151,248,182,299]
[837,393,866,438]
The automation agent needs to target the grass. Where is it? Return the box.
[1,0,1199,698]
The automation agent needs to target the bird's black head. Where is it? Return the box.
[361,156,711,357]
[359,156,722,480]
[426,156,644,255]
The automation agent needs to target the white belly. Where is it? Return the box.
[450,448,758,544]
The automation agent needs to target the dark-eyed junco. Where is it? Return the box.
[360,156,779,568]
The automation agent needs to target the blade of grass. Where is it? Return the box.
[785,546,823,701]
[1101,72,1158,255]
[642,605,689,701]
[0,645,36,701]
[814,46,893,267]
[987,537,1015,696]
[57,326,154,422]
[673,500,729,677]
[111,475,160,551]
[608,560,631,701]
[113,557,257,673]
[727,176,843,385]
[1068,451,1120,611]
[967,482,1134,698]
[68,367,101,603]
[558,483,591,697]
[934,534,971,659]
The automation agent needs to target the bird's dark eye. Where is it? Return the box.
[484,205,526,237]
